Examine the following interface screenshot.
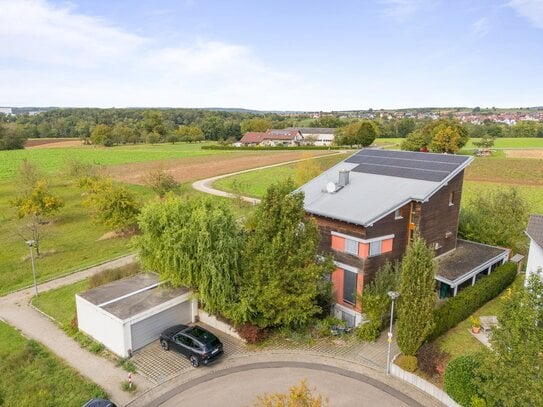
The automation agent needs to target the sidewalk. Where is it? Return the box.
[0,253,150,406]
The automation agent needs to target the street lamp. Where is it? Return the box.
[26,240,38,297]
[386,290,400,375]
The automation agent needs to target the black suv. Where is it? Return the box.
[160,325,223,367]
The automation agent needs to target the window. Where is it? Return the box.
[395,209,403,219]
[369,240,382,256]
[345,238,358,255]
[449,191,455,206]
[343,269,357,305]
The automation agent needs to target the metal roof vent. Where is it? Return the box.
[338,169,350,187]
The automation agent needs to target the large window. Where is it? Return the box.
[343,269,357,305]
[345,238,358,255]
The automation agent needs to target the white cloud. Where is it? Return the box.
[508,0,543,29]
[0,0,303,109]
[472,16,491,36]
[380,0,435,21]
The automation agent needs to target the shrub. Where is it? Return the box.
[88,263,141,289]
[121,381,137,393]
[444,355,481,406]
[314,316,344,338]
[236,323,268,344]
[417,342,449,376]
[395,355,418,372]
[355,320,381,342]
[429,262,516,341]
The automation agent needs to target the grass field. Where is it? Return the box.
[374,137,543,150]
[0,142,231,182]
[0,321,107,406]
[213,153,350,198]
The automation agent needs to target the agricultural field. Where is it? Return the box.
[0,321,106,406]
[0,143,331,294]
[373,137,543,150]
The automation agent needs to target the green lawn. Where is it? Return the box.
[0,142,232,182]
[435,275,524,360]
[0,321,107,406]
[33,279,89,326]
[213,153,350,198]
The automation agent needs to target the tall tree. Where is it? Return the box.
[0,123,26,150]
[396,235,436,356]
[459,188,528,253]
[90,124,113,146]
[235,179,333,328]
[240,118,271,134]
[476,273,543,406]
[135,197,244,315]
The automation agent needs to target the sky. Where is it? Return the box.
[1,0,542,111]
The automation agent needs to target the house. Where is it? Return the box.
[238,129,303,146]
[297,149,509,326]
[284,127,336,146]
[76,273,196,357]
[525,214,543,285]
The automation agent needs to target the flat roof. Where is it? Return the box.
[298,149,473,227]
[78,273,189,320]
[436,240,509,284]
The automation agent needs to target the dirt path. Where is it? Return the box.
[108,150,334,185]
[26,139,82,148]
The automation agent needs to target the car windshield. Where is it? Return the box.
[186,326,219,346]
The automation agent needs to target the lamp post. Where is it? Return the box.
[26,240,38,297]
[386,290,400,375]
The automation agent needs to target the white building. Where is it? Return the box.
[285,127,336,146]
[0,107,13,115]
[525,214,543,285]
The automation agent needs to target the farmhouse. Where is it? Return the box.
[284,127,336,146]
[525,214,543,285]
[239,129,302,146]
[76,273,196,358]
[298,149,509,326]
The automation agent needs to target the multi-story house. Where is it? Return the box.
[298,149,509,326]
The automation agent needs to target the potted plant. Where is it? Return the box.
[470,315,481,334]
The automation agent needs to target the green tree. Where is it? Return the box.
[235,179,333,328]
[111,123,134,145]
[356,120,380,146]
[396,235,436,356]
[396,118,416,137]
[199,115,225,140]
[82,178,140,233]
[11,179,64,255]
[90,124,113,146]
[401,129,428,151]
[472,133,495,149]
[427,119,469,153]
[0,123,27,150]
[459,188,528,253]
[240,118,271,134]
[141,110,166,136]
[476,273,543,406]
[135,197,244,315]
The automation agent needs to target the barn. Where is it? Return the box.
[76,273,196,358]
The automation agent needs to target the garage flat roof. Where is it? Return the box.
[78,273,189,320]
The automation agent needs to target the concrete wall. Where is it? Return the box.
[390,355,460,407]
[76,295,128,357]
[198,310,243,342]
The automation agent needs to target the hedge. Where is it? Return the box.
[201,145,347,151]
[428,262,517,341]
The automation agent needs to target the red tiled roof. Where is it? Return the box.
[239,131,267,144]
[240,129,300,144]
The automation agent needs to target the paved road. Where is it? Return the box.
[0,253,151,406]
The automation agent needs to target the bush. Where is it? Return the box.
[88,263,141,289]
[395,355,418,372]
[444,355,481,406]
[355,320,381,342]
[236,323,268,344]
[314,317,344,338]
[429,262,516,341]
[417,342,448,376]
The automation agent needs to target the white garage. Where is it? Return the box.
[76,273,196,358]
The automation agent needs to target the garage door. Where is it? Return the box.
[130,301,192,351]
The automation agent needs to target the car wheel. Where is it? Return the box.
[160,339,169,351]
[189,355,200,367]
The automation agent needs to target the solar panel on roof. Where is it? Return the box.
[344,149,469,182]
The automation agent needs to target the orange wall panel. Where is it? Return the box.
[355,273,364,312]
[331,268,343,303]
[382,238,393,253]
[359,242,369,257]
[331,235,345,251]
